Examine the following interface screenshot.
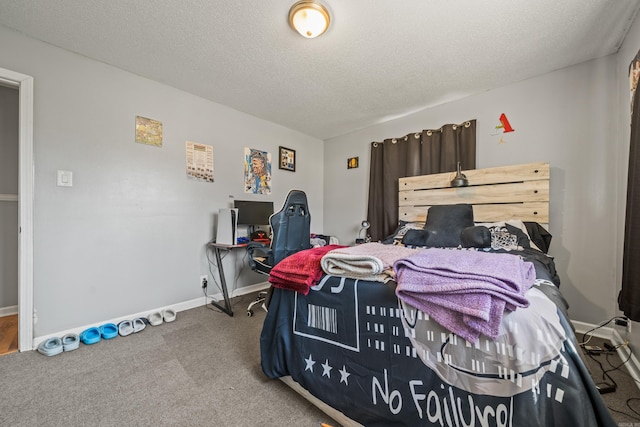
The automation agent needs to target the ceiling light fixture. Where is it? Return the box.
[288,1,330,39]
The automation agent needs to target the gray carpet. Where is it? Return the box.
[0,293,335,427]
[2,293,639,426]
[579,335,640,424]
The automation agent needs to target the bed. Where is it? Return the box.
[260,162,616,426]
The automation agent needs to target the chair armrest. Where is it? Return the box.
[246,242,272,270]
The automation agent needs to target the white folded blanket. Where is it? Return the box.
[320,242,420,282]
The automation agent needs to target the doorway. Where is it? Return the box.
[0,83,19,355]
[0,67,34,352]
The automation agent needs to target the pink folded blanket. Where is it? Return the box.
[269,245,346,295]
[394,248,535,343]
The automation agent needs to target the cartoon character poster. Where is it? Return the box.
[244,147,271,195]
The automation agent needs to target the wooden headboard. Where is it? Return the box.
[398,162,550,224]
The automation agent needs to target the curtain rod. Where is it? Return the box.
[372,120,472,146]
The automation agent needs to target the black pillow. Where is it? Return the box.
[422,204,474,248]
[524,221,552,253]
[460,226,492,248]
[381,220,426,245]
[401,229,430,247]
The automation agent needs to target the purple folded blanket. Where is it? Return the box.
[394,248,535,343]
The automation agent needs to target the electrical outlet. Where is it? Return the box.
[615,317,629,327]
[200,275,208,289]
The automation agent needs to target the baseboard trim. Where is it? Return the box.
[571,320,614,340]
[31,282,270,350]
[610,329,640,390]
[572,319,640,391]
[0,305,18,317]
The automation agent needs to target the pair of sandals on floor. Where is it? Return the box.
[79,322,121,345]
[118,308,176,336]
[37,332,80,356]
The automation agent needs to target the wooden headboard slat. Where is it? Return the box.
[398,162,550,225]
[399,180,549,206]
[400,162,549,191]
[399,202,549,223]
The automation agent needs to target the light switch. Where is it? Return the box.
[57,170,73,187]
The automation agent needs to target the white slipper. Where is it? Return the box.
[132,317,146,333]
[62,333,80,351]
[118,320,134,337]
[162,308,176,322]
[147,311,163,326]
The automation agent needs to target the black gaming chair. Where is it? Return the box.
[246,189,311,316]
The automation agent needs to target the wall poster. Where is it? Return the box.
[186,141,214,183]
[244,147,271,195]
[135,116,163,147]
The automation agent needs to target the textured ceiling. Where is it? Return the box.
[0,0,639,140]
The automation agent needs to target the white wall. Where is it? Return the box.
[0,25,324,337]
[324,55,619,326]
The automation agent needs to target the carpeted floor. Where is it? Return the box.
[1,292,639,426]
[578,334,640,424]
[0,293,336,427]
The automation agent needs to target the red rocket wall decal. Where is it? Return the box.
[494,113,514,133]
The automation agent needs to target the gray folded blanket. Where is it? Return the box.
[320,242,420,282]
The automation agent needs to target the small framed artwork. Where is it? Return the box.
[347,157,359,169]
[279,146,296,172]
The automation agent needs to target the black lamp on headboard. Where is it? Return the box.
[450,161,469,187]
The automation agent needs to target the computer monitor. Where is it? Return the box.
[233,200,274,226]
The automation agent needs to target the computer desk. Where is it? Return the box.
[206,241,248,317]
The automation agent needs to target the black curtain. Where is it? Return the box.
[366,120,476,242]
[620,78,640,321]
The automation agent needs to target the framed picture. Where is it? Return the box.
[279,146,296,172]
[347,156,359,169]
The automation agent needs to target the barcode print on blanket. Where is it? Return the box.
[307,304,337,334]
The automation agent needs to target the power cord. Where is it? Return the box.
[579,316,628,347]
[579,327,640,420]
[588,355,617,394]
[579,318,628,395]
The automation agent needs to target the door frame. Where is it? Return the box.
[0,67,34,351]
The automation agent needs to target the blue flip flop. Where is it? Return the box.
[37,337,63,356]
[80,327,101,345]
[99,323,118,340]
[62,333,80,351]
